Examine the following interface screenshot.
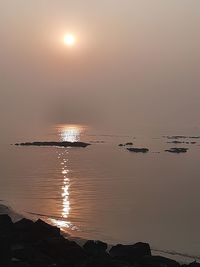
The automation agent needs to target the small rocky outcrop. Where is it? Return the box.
[15,141,91,148]
[167,141,197,144]
[125,143,133,146]
[127,148,149,153]
[165,136,200,140]
[118,144,124,147]
[165,148,188,153]
[118,142,134,147]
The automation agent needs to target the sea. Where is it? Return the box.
[0,124,200,262]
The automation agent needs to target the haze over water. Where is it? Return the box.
[0,0,200,263]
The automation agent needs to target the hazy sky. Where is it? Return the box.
[0,0,200,139]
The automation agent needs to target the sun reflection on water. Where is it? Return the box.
[49,125,84,231]
[50,150,72,230]
[59,124,83,142]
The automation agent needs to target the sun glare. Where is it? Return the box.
[64,34,76,46]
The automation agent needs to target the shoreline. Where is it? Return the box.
[0,208,199,267]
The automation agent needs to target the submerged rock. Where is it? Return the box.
[15,141,91,148]
[165,148,188,153]
[109,242,151,264]
[127,148,149,153]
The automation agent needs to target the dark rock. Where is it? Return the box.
[11,261,32,267]
[165,136,188,139]
[11,261,31,267]
[15,141,91,148]
[83,240,108,256]
[12,245,53,266]
[118,144,124,147]
[0,235,12,265]
[139,255,180,267]
[127,148,149,153]
[109,242,151,264]
[188,261,200,267]
[81,257,134,267]
[0,214,14,243]
[167,141,184,144]
[0,215,13,265]
[14,219,34,230]
[37,236,87,266]
[125,143,133,146]
[165,148,188,153]
[0,214,13,231]
[33,219,60,240]
[13,219,35,243]
[13,219,60,243]
[165,135,200,140]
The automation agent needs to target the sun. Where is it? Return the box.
[63,34,76,46]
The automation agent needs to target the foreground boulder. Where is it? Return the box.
[109,242,151,264]
[187,261,200,267]
[0,214,13,230]
[83,240,108,256]
[12,245,54,266]
[37,236,87,266]
[0,215,13,265]
[0,235,12,266]
[139,255,180,267]
[13,218,60,242]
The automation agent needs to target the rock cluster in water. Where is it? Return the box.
[167,141,196,144]
[1,214,198,267]
[15,141,91,148]
[118,142,134,147]
[165,136,200,139]
[165,148,189,153]
[127,148,149,153]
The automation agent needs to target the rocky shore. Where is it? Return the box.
[0,214,199,267]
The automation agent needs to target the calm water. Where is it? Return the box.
[0,124,200,260]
